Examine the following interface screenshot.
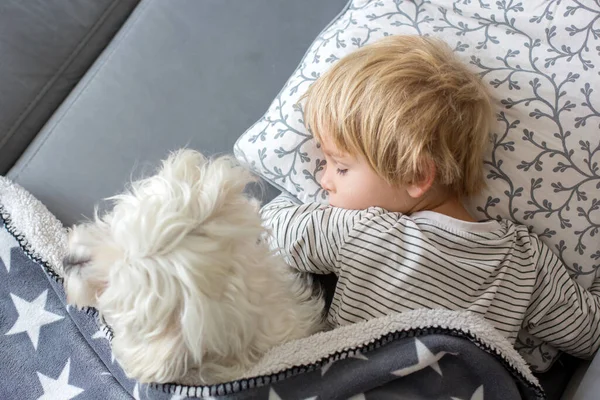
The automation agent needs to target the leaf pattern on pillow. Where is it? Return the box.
[234,0,600,372]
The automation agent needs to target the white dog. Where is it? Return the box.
[62,150,324,385]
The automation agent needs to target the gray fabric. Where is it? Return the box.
[0,213,544,400]
[0,0,140,174]
[8,0,350,226]
[195,334,540,399]
[0,226,133,400]
[567,354,600,400]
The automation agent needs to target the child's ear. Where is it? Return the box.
[406,160,436,199]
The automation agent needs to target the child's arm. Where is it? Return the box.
[524,236,600,358]
[260,194,371,275]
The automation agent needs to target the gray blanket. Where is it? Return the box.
[0,177,545,399]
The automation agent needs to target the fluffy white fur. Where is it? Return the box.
[63,150,324,385]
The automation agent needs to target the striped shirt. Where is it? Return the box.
[261,195,600,358]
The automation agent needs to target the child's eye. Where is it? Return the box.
[336,168,348,176]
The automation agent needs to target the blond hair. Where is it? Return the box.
[301,35,492,197]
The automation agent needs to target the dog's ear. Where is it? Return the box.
[97,255,203,383]
[94,149,265,383]
[98,250,260,384]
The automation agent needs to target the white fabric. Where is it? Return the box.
[235,0,600,371]
[0,176,68,275]
[246,308,537,384]
[0,175,540,390]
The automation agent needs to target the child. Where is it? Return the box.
[260,35,600,359]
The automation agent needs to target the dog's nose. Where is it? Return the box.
[63,254,91,274]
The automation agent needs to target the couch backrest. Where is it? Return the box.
[0,0,140,174]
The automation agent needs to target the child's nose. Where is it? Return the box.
[320,165,334,193]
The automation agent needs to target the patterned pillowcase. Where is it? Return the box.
[234,0,600,372]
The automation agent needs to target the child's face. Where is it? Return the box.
[319,138,415,213]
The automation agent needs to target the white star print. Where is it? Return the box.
[347,394,366,400]
[452,385,484,400]
[321,359,336,376]
[269,388,282,400]
[351,352,369,361]
[0,227,18,272]
[36,359,84,400]
[133,383,141,400]
[108,350,116,364]
[321,352,369,376]
[391,338,456,377]
[91,329,116,363]
[91,330,106,340]
[5,290,64,349]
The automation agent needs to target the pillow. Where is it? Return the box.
[234,0,600,372]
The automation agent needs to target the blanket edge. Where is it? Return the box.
[0,176,67,277]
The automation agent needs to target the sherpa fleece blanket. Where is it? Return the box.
[0,177,545,400]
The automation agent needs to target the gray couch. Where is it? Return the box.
[3,0,349,225]
[0,1,597,398]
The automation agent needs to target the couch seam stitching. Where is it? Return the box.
[11,0,151,180]
[0,0,125,153]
